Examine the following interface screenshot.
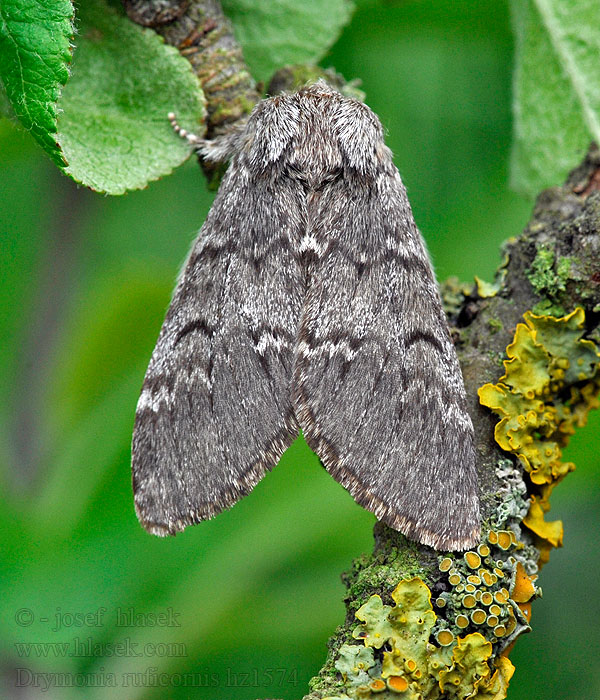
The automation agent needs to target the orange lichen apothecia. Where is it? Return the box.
[478,307,600,564]
[434,531,532,649]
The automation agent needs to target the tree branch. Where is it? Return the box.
[304,145,600,700]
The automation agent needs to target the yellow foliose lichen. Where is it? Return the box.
[438,633,491,697]
[339,578,515,700]
[438,634,516,699]
[434,533,532,650]
[472,656,515,700]
[352,595,395,649]
[510,562,537,605]
[383,579,437,685]
[522,492,563,548]
[478,307,600,557]
[475,276,500,298]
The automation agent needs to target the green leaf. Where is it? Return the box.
[0,0,74,166]
[0,85,13,119]
[222,0,355,81]
[511,0,600,195]
[56,0,205,194]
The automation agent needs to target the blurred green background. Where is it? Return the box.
[1,1,599,698]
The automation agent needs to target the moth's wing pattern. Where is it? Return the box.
[293,101,479,551]
[132,123,305,535]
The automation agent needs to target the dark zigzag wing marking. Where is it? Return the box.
[132,158,305,536]
[293,148,479,551]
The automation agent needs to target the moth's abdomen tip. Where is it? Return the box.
[438,529,481,553]
[137,515,193,538]
[143,522,172,537]
[134,501,191,538]
[376,507,481,553]
[403,527,479,553]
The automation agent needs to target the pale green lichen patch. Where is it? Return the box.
[478,307,600,563]
[329,578,516,700]
[489,459,529,531]
[352,596,395,649]
[488,318,503,334]
[335,644,377,686]
[526,245,574,315]
[342,534,429,614]
[474,252,510,302]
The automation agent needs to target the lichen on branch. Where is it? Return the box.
[305,147,600,700]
